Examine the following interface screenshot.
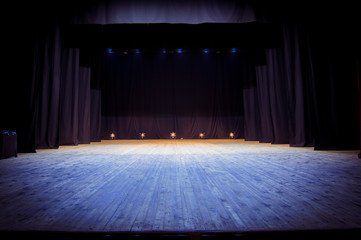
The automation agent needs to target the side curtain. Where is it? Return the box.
[59,48,80,145]
[32,25,62,149]
[78,66,92,144]
[31,24,100,149]
[243,22,360,150]
[243,24,314,146]
[89,56,102,143]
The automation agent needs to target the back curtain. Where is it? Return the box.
[99,51,247,139]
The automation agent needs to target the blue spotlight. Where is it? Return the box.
[177,48,183,53]
[135,49,140,54]
[107,48,113,53]
[161,49,167,54]
[231,48,237,53]
[203,48,209,54]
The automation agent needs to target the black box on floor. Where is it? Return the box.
[0,130,17,159]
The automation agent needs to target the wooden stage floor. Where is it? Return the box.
[0,140,360,233]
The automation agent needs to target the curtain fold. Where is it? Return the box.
[78,67,92,144]
[283,25,307,147]
[33,25,62,149]
[59,48,80,145]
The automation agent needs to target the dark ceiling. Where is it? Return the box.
[63,22,282,51]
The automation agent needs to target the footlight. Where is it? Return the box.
[140,132,146,139]
[229,132,234,139]
[110,133,115,139]
[199,132,205,139]
[170,132,176,139]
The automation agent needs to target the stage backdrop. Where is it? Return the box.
[98,50,247,139]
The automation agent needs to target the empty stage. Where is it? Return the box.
[0,140,360,233]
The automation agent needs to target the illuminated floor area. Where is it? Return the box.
[0,140,360,232]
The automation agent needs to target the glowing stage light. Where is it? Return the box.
[199,132,205,139]
[107,48,113,53]
[135,49,140,54]
[177,48,182,53]
[231,48,237,53]
[110,133,115,139]
[161,49,167,54]
[229,132,234,139]
[140,132,146,139]
[203,49,209,54]
[170,132,176,139]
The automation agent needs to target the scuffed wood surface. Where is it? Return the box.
[0,140,360,232]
